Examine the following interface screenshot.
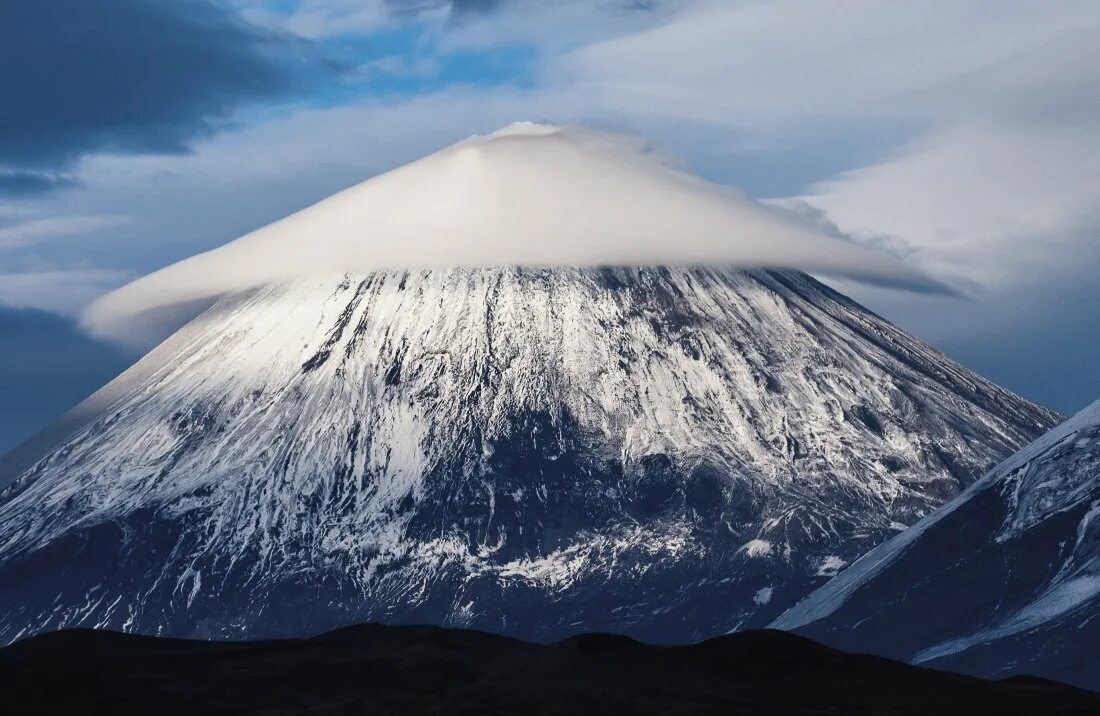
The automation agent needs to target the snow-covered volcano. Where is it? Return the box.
[0,266,1056,643]
[0,124,1059,643]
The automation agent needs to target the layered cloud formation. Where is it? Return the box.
[83,123,942,345]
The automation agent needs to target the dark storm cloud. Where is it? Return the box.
[0,0,333,188]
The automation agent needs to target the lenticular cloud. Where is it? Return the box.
[83,122,944,345]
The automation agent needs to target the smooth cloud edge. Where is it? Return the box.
[80,122,954,348]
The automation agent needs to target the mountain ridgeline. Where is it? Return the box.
[775,398,1100,690]
[5,624,1098,716]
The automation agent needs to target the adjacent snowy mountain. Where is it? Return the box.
[0,266,1056,644]
[774,398,1100,689]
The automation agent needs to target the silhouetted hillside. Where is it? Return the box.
[1,624,1096,715]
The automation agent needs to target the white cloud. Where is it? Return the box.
[0,269,132,316]
[82,123,939,345]
[435,0,682,54]
[555,0,1099,126]
[0,215,129,250]
[356,54,440,79]
[802,122,1100,289]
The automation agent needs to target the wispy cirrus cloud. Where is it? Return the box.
[0,215,129,250]
[0,268,132,317]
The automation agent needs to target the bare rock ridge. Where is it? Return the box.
[0,266,1056,643]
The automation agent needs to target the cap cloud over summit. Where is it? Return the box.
[82,123,946,346]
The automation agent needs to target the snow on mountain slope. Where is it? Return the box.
[774,398,1100,689]
[0,266,1056,644]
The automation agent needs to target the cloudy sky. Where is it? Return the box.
[1,0,1098,453]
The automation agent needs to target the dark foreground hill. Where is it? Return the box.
[1,623,1096,715]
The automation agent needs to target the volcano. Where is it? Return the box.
[0,126,1057,644]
